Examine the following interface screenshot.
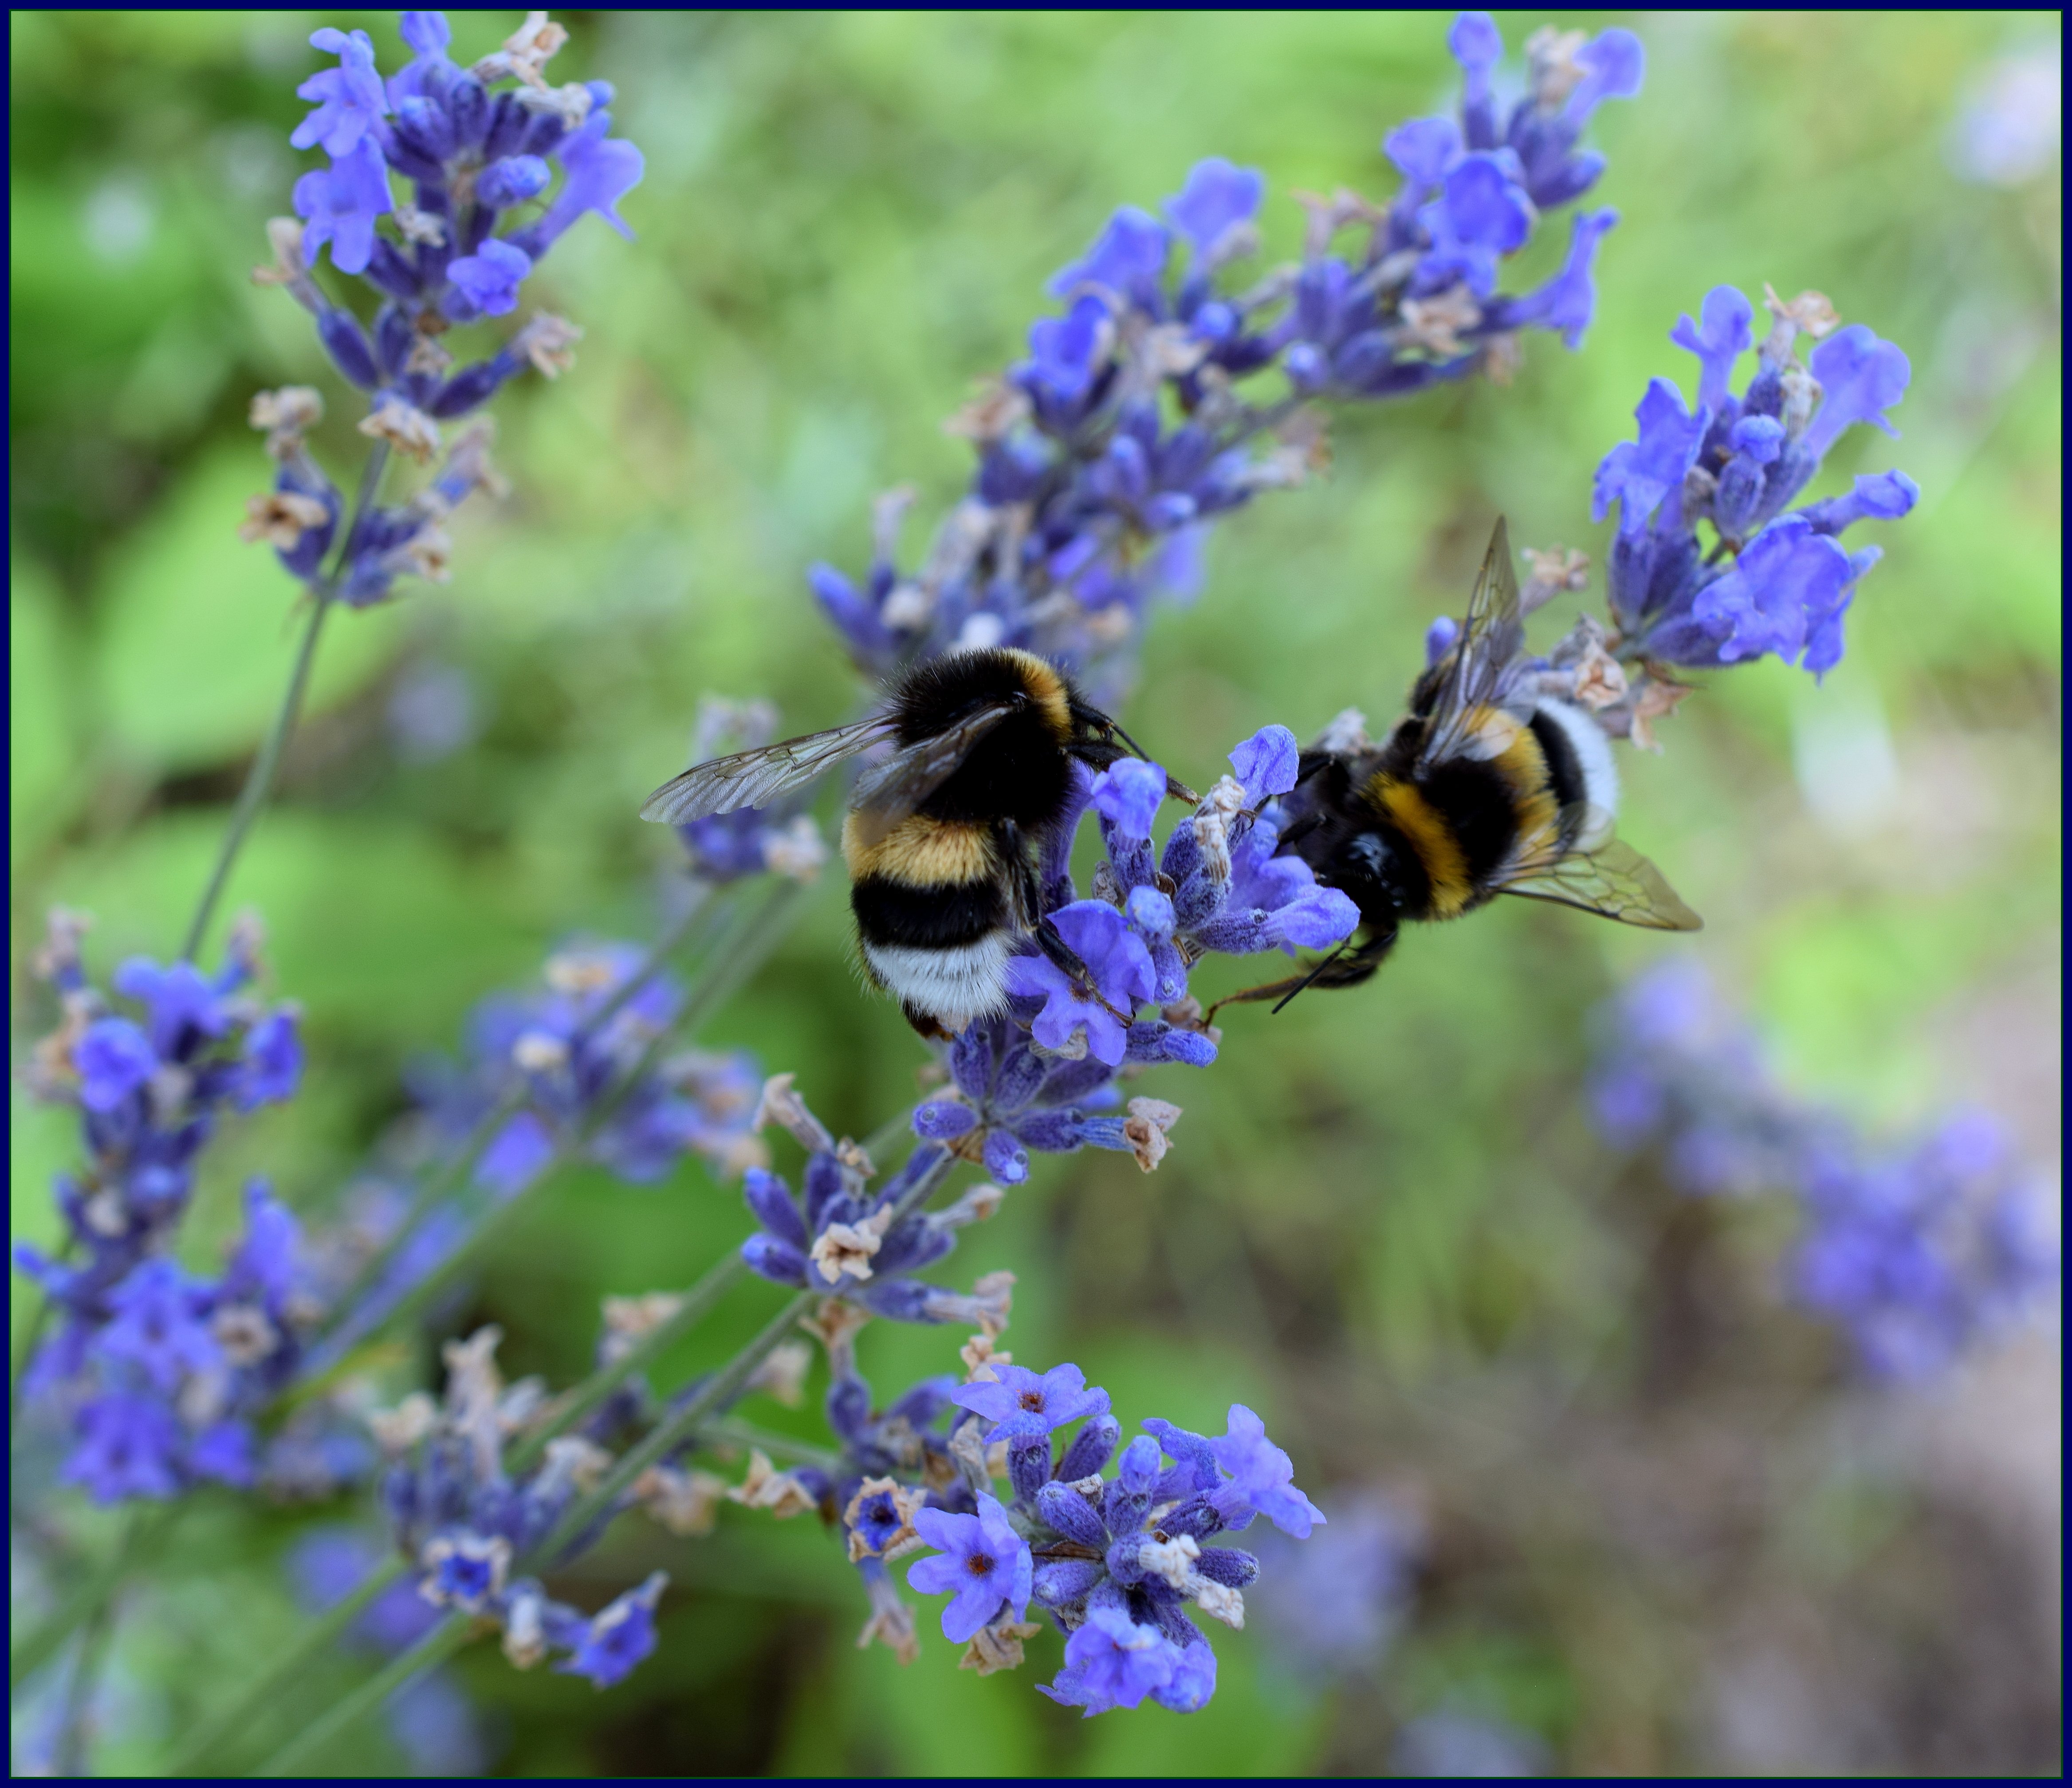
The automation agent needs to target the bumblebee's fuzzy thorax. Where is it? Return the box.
[887,647,1081,831]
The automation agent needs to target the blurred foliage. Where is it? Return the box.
[9,8,2060,1776]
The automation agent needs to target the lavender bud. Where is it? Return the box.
[1055,1412,1120,1482]
[316,309,379,389]
[1036,1480,1109,1548]
[1006,1434,1054,1505]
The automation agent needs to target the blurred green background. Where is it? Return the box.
[10,8,2060,1776]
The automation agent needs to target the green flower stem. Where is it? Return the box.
[180,441,389,966]
[527,1289,818,1569]
[530,1141,960,1568]
[10,1503,172,1693]
[247,1607,474,1779]
[48,1507,152,1776]
[164,1553,409,1776]
[698,1415,845,1474]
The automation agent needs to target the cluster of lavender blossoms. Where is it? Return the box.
[895,729,1358,1186]
[241,9,641,606]
[409,942,765,1197]
[787,1307,1325,1710]
[1590,960,2060,1378]
[13,915,305,1502]
[360,1324,670,1687]
[810,12,1642,698]
[1579,282,1919,744]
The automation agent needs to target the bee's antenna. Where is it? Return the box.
[1269,943,1351,1016]
[1108,719,1153,761]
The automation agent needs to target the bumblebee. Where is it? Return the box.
[1218,517,1700,1012]
[641,646,1191,1037]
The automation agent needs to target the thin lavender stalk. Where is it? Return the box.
[164,1553,408,1776]
[247,1607,473,1778]
[48,1509,147,1776]
[503,1252,744,1474]
[532,1142,960,1565]
[181,443,389,964]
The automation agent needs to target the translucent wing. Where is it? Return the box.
[1497,827,1703,931]
[1416,516,1527,772]
[848,701,1018,825]
[638,716,899,824]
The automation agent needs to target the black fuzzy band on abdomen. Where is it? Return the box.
[851,873,1005,949]
[1418,758,1526,885]
[1528,708,1585,811]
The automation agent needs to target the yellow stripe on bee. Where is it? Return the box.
[999,648,1072,741]
[1459,704,1522,761]
[842,812,994,886]
[1367,775,1474,918]
[1490,721,1560,848]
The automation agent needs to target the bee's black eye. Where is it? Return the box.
[1347,833,1410,914]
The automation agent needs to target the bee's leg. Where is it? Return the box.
[999,819,1050,932]
[1033,916,1090,983]
[900,1002,955,1041]
[1206,924,1397,1019]
[1273,808,1327,852]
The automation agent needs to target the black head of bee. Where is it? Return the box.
[1337,827,1419,924]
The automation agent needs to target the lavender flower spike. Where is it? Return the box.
[1593,283,1917,696]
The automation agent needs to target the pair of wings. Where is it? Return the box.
[1415,518,1701,934]
[638,701,1020,828]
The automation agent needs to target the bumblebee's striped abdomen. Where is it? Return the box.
[1362,708,1560,922]
[1364,774,1474,918]
[844,812,1004,946]
[842,811,994,889]
[843,810,1014,1032]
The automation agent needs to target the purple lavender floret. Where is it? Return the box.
[1595,285,1918,678]
[344,1323,673,1695]
[907,1495,1034,1642]
[737,1106,1006,1327]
